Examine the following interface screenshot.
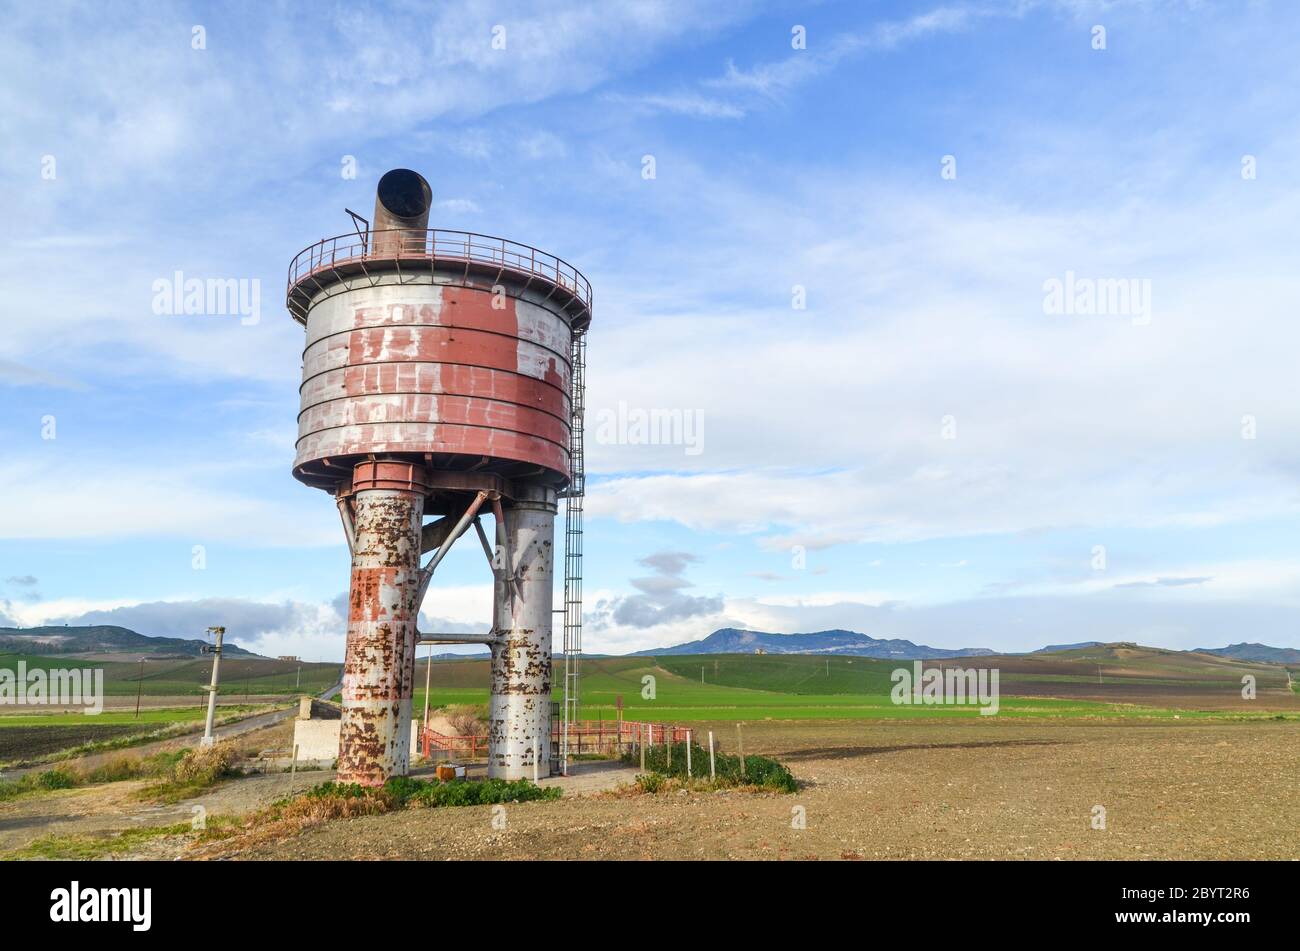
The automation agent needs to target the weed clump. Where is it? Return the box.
[138,743,241,803]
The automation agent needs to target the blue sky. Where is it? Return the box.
[2,0,1299,660]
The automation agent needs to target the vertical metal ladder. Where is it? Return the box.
[559,331,587,774]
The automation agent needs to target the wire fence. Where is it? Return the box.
[420,719,690,760]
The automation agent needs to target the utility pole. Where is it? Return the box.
[295,663,301,691]
[200,626,225,748]
[133,657,144,717]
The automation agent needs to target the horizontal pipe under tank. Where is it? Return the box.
[419,632,503,645]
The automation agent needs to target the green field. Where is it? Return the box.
[0,652,341,699]
[413,651,1299,723]
[0,706,267,728]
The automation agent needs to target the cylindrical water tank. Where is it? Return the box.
[287,212,591,493]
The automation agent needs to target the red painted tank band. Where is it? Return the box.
[300,363,570,423]
[296,424,569,477]
[298,394,569,448]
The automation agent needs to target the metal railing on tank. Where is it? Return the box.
[285,228,592,324]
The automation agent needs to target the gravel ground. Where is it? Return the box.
[206,718,1300,860]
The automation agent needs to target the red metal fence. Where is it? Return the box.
[420,719,691,760]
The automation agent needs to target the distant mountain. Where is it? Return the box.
[0,625,257,657]
[633,628,994,659]
[1190,642,1300,665]
[1032,642,1104,653]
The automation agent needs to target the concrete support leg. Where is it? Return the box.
[337,486,424,786]
[488,486,556,780]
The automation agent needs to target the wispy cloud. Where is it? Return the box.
[603,91,746,119]
[706,6,983,101]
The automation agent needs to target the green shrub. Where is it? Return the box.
[0,772,61,800]
[391,776,561,807]
[292,775,560,813]
[635,772,665,794]
[35,769,78,790]
[624,740,797,792]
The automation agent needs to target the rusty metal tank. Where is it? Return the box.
[287,168,591,492]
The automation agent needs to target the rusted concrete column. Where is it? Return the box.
[488,486,556,779]
[337,484,425,786]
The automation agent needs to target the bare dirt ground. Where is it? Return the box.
[198,718,1299,861]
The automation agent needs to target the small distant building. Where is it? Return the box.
[278,655,300,662]
[754,647,767,655]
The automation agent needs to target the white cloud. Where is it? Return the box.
[0,459,336,545]
[434,198,482,215]
[577,126,1300,546]
[25,583,499,662]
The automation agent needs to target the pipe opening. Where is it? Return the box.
[377,168,432,219]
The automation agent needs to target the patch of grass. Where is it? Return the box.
[1,823,194,861]
[0,704,272,728]
[83,750,186,784]
[0,751,188,801]
[624,741,798,793]
[137,744,240,803]
[192,775,560,856]
[0,652,340,698]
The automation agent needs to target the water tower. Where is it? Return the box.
[286,169,590,785]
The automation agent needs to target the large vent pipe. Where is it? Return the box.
[371,167,432,256]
